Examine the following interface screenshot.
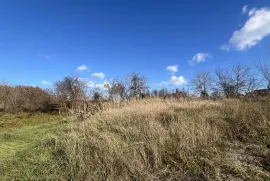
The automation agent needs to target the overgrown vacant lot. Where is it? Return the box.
[1,98,270,180]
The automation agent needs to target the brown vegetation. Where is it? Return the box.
[55,98,270,181]
[0,85,55,113]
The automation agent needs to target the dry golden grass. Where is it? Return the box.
[57,98,270,180]
[1,98,269,180]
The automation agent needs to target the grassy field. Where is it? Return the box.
[0,113,67,180]
[0,98,270,180]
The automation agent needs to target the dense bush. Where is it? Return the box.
[0,85,56,112]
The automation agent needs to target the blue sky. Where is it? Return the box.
[1,0,270,90]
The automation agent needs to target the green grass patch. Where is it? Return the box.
[0,113,60,129]
[0,121,58,159]
[0,114,69,180]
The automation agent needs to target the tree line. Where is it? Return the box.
[190,62,270,98]
[0,61,269,113]
[0,84,55,112]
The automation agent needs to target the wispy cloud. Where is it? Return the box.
[242,5,248,14]
[41,80,51,85]
[76,65,89,72]
[45,55,53,60]
[166,65,178,74]
[38,53,54,61]
[220,45,230,52]
[92,72,105,79]
[188,53,212,65]
[221,7,270,51]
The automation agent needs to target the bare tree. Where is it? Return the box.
[0,84,11,111]
[191,71,213,98]
[246,76,261,93]
[215,64,257,97]
[231,64,252,95]
[54,75,87,111]
[125,73,149,98]
[256,60,270,89]
[215,68,234,98]
[0,84,55,112]
[91,88,103,102]
[106,78,127,100]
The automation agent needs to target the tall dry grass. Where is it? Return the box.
[54,98,270,180]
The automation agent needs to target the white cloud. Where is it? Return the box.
[242,5,248,13]
[222,7,270,51]
[92,72,105,79]
[76,65,89,72]
[166,65,178,74]
[41,80,51,85]
[78,77,95,88]
[157,81,169,86]
[95,83,104,89]
[158,76,187,86]
[86,81,95,88]
[189,53,212,65]
[249,8,257,16]
[96,82,110,90]
[170,76,187,85]
[220,45,230,52]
